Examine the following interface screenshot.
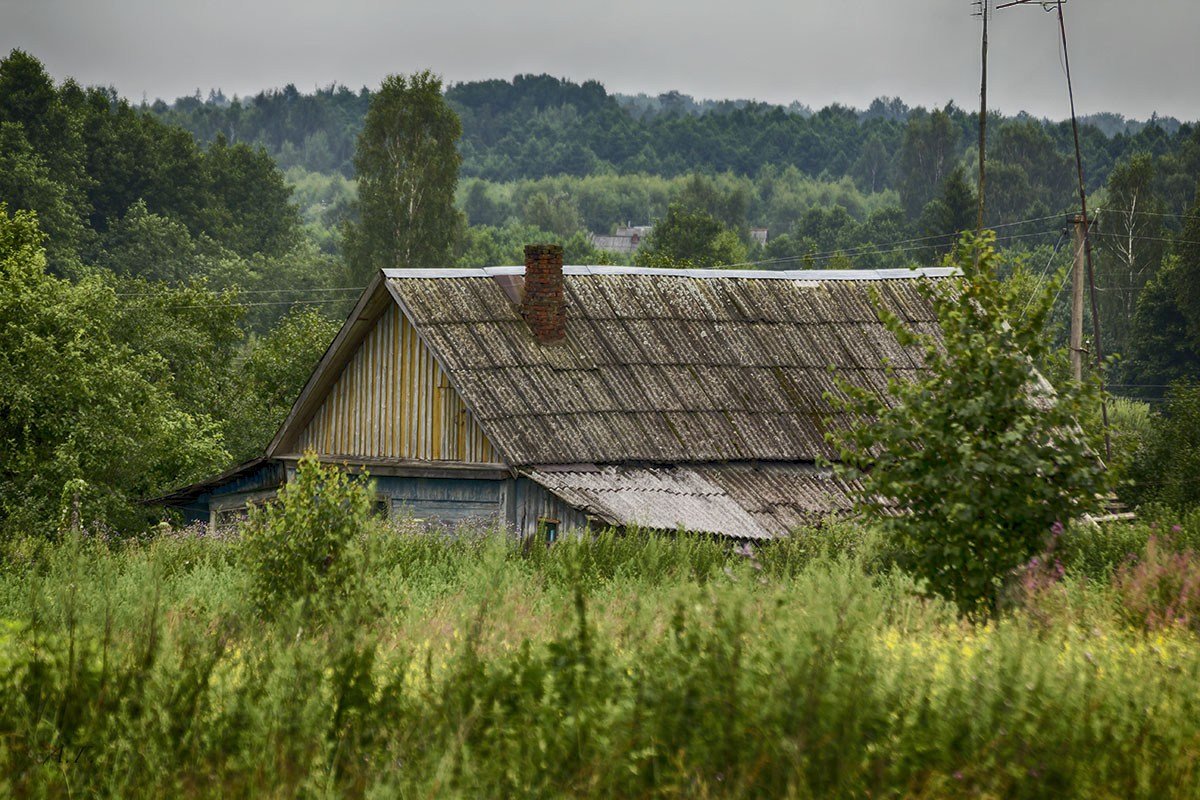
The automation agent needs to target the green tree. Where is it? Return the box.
[0,50,88,218]
[851,132,891,193]
[0,122,88,269]
[241,453,374,616]
[198,134,300,259]
[1096,154,1167,358]
[637,203,746,268]
[97,199,220,283]
[221,307,341,462]
[1123,183,1200,389]
[463,179,505,226]
[343,71,463,281]
[521,190,583,238]
[1126,381,1200,510]
[0,205,228,535]
[828,232,1109,613]
[1123,256,1200,391]
[917,165,978,258]
[897,109,961,220]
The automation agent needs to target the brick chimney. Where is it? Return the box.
[522,244,566,343]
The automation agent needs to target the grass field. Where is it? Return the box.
[2,509,1200,798]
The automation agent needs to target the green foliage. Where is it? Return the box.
[636,202,746,268]
[1105,396,1155,486]
[1126,381,1200,510]
[1095,154,1169,357]
[343,70,463,280]
[917,164,978,257]
[828,232,1110,612]
[0,49,302,274]
[220,308,341,462]
[240,454,374,615]
[1113,534,1200,633]
[455,222,608,268]
[1124,183,1200,390]
[897,109,962,219]
[4,524,1200,796]
[0,205,229,536]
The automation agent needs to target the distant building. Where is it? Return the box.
[589,224,652,254]
[592,224,768,253]
[157,245,954,540]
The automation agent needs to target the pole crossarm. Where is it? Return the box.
[995,0,1058,10]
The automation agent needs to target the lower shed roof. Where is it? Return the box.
[524,462,862,540]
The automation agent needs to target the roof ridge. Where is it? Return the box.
[383,265,958,281]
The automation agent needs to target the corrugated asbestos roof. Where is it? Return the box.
[524,463,861,540]
[385,266,948,467]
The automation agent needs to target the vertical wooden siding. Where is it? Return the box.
[297,305,498,463]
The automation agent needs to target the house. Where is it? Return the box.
[157,245,952,540]
[750,227,768,246]
[588,224,652,254]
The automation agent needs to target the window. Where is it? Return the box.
[372,499,390,519]
[538,517,560,544]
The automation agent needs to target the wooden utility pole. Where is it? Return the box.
[977,0,989,231]
[1069,213,1087,382]
[996,0,1110,460]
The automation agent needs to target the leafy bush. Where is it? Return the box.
[240,453,374,615]
[1104,396,1154,487]
[1055,510,1200,580]
[829,232,1110,613]
[1127,381,1200,510]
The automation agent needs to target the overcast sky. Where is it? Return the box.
[3,0,1196,121]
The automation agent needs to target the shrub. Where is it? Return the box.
[240,453,374,615]
[1105,396,1154,487]
[1113,534,1200,633]
[1126,381,1200,510]
[828,232,1109,613]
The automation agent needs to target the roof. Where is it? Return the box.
[525,462,862,540]
[382,265,951,466]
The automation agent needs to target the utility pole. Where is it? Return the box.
[996,0,1110,460]
[975,0,990,231]
[1069,213,1086,382]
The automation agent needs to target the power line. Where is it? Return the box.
[747,228,1058,271]
[726,213,1063,270]
[116,286,363,299]
[999,0,1110,458]
[1092,232,1200,247]
[1098,208,1200,222]
[154,297,354,311]
[1018,231,1068,321]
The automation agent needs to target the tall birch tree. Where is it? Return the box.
[343,71,462,281]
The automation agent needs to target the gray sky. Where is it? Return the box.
[3,0,1196,120]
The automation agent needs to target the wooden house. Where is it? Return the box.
[158,245,952,541]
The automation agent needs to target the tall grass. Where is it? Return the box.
[3,516,1200,797]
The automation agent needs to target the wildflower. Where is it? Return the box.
[1173,525,1183,534]
[733,543,755,559]
[1051,520,1064,536]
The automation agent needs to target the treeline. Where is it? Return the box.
[0,50,354,535]
[154,73,1197,218]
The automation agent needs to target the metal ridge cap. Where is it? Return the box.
[383,266,959,281]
